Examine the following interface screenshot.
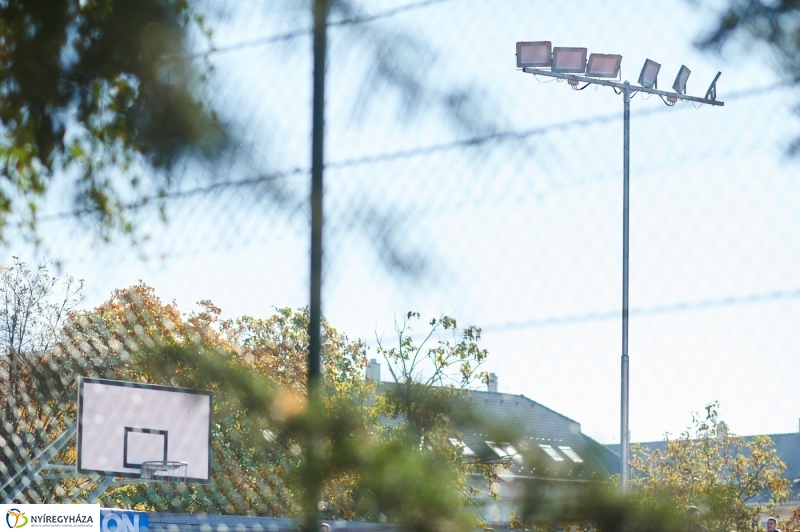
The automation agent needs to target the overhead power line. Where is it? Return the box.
[325,81,790,166]
[482,287,800,332]
[36,82,790,223]
[177,0,456,60]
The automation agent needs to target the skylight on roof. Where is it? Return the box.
[449,438,475,456]
[539,444,564,461]
[486,441,523,463]
[559,446,583,463]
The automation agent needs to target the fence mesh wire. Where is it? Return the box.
[1,0,799,527]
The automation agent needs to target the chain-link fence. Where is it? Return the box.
[1,0,799,529]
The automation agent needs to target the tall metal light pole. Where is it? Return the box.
[306,0,328,530]
[621,80,631,492]
[517,42,723,491]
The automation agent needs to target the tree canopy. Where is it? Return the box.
[698,0,800,152]
[0,0,226,240]
[0,275,502,531]
[6,267,797,530]
[627,402,791,532]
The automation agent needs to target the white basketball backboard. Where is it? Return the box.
[77,377,212,483]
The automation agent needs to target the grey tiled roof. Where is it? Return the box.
[375,384,615,483]
[459,390,613,481]
[581,433,621,477]
[768,432,800,484]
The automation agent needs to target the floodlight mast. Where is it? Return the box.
[519,63,723,493]
[622,80,631,496]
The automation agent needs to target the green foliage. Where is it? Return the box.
[373,311,499,523]
[2,286,507,529]
[696,0,800,153]
[0,257,83,361]
[232,308,370,402]
[785,504,800,532]
[698,0,800,81]
[11,276,791,532]
[374,311,489,437]
[0,0,227,239]
[4,282,493,531]
[511,482,691,532]
[69,286,370,516]
[349,429,475,531]
[378,312,489,390]
[0,258,83,489]
[627,402,791,532]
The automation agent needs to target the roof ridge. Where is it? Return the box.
[468,389,581,426]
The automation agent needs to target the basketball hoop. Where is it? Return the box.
[140,460,188,483]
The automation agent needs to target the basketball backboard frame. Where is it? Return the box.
[77,377,213,484]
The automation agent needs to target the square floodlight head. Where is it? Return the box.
[637,59,661,88]
[672,65,691,94]
[586,53,622,78]
[516,41,552,68]
[552,47,587,73]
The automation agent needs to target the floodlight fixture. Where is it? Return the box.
[586,53,622,78]
[552,47,587,74]
[705,71,721,101]
[672,65,691,94]
[637,59,661,89]
[516,41,552,69]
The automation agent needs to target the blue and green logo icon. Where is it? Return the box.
[5,509,28,529]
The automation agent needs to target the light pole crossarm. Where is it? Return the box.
[521,67,724,106]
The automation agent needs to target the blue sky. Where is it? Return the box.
[14,0,800,444]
